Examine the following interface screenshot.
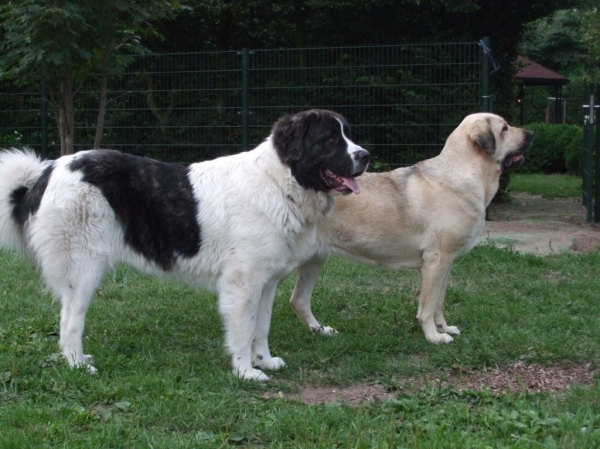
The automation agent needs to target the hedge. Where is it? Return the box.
[518,123,584,175]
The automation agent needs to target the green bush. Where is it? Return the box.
[0,131,23,148]
[564,131,585,176]
[518,123,583,175]
[494,172,512,203]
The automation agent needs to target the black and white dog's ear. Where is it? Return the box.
[469,118,496,155]
[272,110,319,162]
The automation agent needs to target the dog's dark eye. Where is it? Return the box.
[328,136,338,142]
[501,125,508,132]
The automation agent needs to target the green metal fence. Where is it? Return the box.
[582,83,600,223]
[0,41,487,166]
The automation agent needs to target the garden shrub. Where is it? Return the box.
[0,131,23,147]
[494,172,511,203]
[518,123,583,175]
[564,128,585,176]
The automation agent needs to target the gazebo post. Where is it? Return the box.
[514,56,569,125]
[519,85,524,126]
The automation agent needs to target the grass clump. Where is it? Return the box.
[509,173,582,199]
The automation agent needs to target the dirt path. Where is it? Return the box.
[482,192,600,255]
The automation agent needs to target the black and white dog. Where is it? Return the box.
[0,109,370,381]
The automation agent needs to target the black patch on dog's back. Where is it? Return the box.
[10,164,55,229]
[69,150,201,270]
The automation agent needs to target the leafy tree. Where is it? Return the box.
[580,7,600,83]
[153,0,570,49]
[0,0,186,154]
[520,8,593,74]
[518,3,599,124]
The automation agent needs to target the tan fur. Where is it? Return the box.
[290,113,534,343]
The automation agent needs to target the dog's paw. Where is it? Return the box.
[253,355,286,371]
[437,324,461,335]
[254,356,286,371]
[311,325,339,336]
[82,354,98,374]
[426,332,454,344]
[443,326,461,335]
[234,367,270,382]
[66,354,97,373]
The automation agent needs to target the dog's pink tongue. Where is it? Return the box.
[342,177,360,194]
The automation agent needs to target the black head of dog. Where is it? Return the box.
[272,109,370,194]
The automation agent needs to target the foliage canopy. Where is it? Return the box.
[0,0,186,153]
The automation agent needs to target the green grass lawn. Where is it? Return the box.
[509,173,582,199]
[1,244,599,448]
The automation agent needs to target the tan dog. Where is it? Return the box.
[290,113,534,344]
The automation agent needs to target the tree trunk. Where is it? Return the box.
[47,83,65,155]
[93,23,115,149]
[294,0,308,69]
[57,108,67,155]
[93,70,109,149]
[58,71,75,155]
[144,73,174,135]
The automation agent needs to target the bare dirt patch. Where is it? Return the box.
[483,192,600,255]
[298,384,395,406]
[392,362,597,396]
[262,383,395,406]
[265,363,597,406]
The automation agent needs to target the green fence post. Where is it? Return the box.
[594,84,600,223]
[480,36,493,112]
[240,48,250,151]
[41,79,48,158]
[582,84,594,222]
[481,37,493,221]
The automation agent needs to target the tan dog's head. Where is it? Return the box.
[463,113,534,173]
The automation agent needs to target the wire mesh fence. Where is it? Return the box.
[0,41,484,166]
[77,51,244,162]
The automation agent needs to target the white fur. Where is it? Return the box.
[336,117,364,159]
[0,149,52,253]
[0,133,359,381]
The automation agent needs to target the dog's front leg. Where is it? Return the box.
[251,279,286,372]
[433,267,461,336]
[417,252,456,344]
[218,279,270,381]
[290,256,338,336]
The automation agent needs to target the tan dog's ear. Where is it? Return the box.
[469,119,496,155]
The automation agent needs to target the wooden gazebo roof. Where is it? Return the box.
[515,56,569,86]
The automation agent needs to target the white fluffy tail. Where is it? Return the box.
[0,149,50,253]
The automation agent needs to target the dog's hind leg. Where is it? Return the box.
[30,194,112,372]
[417,252,455,344]
[251,278,286,372]
[48,257,108,373]
[33,240,108,372]
[290,256,338,336]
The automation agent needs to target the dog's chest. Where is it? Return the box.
[272,223,320,278]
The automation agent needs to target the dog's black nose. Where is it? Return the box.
[354,149,370,165]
